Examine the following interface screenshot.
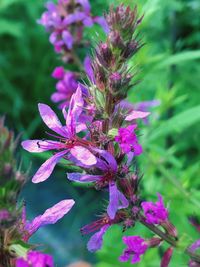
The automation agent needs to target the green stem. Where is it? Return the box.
[139,216,200,263]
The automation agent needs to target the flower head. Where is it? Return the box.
[119,236,148,264]
[115,124,143,155]
[38,0,108,55]
[16,251,54,267]
[141,193,168,224]
[22,87,97,183]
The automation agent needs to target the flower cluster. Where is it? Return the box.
[38,0,108,56]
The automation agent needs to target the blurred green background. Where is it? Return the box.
[0,0,200,266]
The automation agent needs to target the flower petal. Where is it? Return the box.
[26,199,75,236]
[66,85,83,135]
[125,110,150,121]
[87,225,110,252]
[107,182,129,219]
[32,150,67,183]
[38,103,67,137]
[67,172,101,182]
[70,146,97,166]
[21,140,60,153]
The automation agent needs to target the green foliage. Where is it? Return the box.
[96,0,200,266]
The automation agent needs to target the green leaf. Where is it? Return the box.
[0,19,23,37]
[148,105,200,141]
[156,51,200,68]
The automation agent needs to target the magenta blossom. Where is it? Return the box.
[16,251,54,267]
[115,124,143,155]
[38,0,108,53]
[51,68,79,109]
[21,199,75,241]
[119,236,148,264]
[141,193,168,224]
[22,87,97,183]
[67,149,129,219]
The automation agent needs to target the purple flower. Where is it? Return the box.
[67,149,129,219]
[22,199,75,241]
[115,124,143,155]
[38,0,107,54]
[22,87,97,183]
[51,70,78,109]
[141,193,168,224]
[119,236,148,264]
[16,251,54,267]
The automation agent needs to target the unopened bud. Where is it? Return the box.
[162,220,178,238]
[109,31,124,50]
[161,247,174,267]
[123,40,140,59]
[147,237,162,248]
[109,72,121,92]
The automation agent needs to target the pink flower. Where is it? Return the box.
[119,236,148,264]
[22,87,97,183]
[16,251,54,267]
[115,124,143,155]
[141,193,168,224]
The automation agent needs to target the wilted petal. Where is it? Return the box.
[125,110,150,121]
[26,199,75,236]
[38,103,67,137]
[70,146,97,166]
[21,140,60,153]
[87,225,110,252]
[32,150,67,183]
[107,182,129,219]
[67,172,101,182]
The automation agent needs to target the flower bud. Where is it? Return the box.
[161,220,178,239]
[160,247,174,267]
[109,72,121,92]
[147,237,162,248]
[108,31,124,50]
[123,40,140,59]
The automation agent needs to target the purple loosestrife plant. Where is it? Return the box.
[21,3,200,267]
